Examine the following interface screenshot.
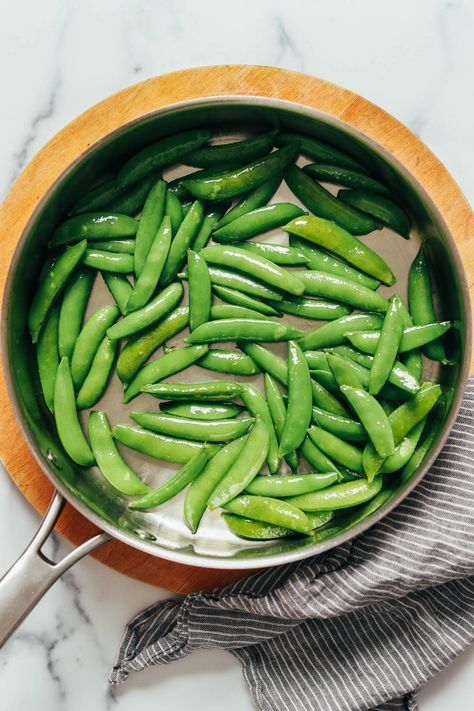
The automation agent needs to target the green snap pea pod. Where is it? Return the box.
[102,272,133,315]
[305,352,329,371]
[280,341,312,456]
[161,201,204,287]
[187,318,303,344]
[130,412,254,442]
[127,217,173,313]
[88,411,148,495]
[311,379,350,416]
[192,201,230,252]
[264,373,299,472]
[182,144,298,201]
[408,243,447,362]
[284,165,381,236]
[107,282,183,340]
[215,174,282,230]
[70,173,159,216]
[241,385,279,475]
[51,213,137,247]
[142,380,242,401]
[160,401,244,420]
[197,265,284,301]
[168,167,235,201]
[336,487,394,530]
[362,383,442,479]
[369,295,404,396]
[130,446,215,511]
[165,189,184,234]
[223,495,312,535]
[184,130,277,168]
[28,240,88,343]
[188,249,211,332]
[184,437,247,533]
[222,513,295,540]
[210,304,268,321]
[303,163,390,195]
[239,342,288,386]
[299,436,343,479]
[201,244,304,296]
[313,368,354,397]
[71,305,119,389]
[212,285,280,316]
[326,352,365,389]
[70,178,123,216]
[380,418,427,473]
[340,386,394,459]
[286,476,383,511]
[288,235,381,290]
[324,351,415,400]
[346,321,452,355]
[53,358,95,466]
[58,268,95,359]
[294,270,389,313]
[246,472,337,497]
[338,189,410,237]
[276,132,363,170]
[133,178,167,276]
[36,306,60,413]
[238,241,310,265]
[283,214,395,285]
[124,344,208,402]
[311,406,367,442]
[197,348,261,376]
[112,423,207,463]
[398,300,423,382]
[76,336,117,409]
[209,417,269,507]
[88,238,135,254]
[300,312,384,351]
[83,249,134,273]
[212,203,307,243]
[117,129,211,189]
[266,297,350,321]
[400,408,443,483]
[308,425,364,474]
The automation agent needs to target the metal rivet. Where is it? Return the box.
[46,449,62,469]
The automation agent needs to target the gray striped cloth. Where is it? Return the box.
[110,380,474,711]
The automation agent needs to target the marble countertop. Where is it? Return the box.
[1,1,473,708]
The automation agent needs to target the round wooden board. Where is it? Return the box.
[0,65,473,593]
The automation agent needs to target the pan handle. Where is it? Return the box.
[0,490,111,649]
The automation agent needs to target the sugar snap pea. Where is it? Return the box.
[222,513,296,540]
[168,167,233,200]
[241,385,280,475]
[161,201,204,287]
[208,417,269,508]
[117,129,211,189]
[346,321,452,355]
[107,282,183,340]
[311,406,366,442]
[380,418,426,473]
[266,297,350,321]
[286,476,383,511]
[400,409,443,483]
[310,379,350,416]
[182,144,298,201]
[142,380,242,401]
[312,368,348,396]
[279,341,312,456]
[264,373,299,471]
[300,312,384,351]
[299,436,342,478]
[276,132,363,170]
[283,214,395,285]
[210,304,268,321]
[102,272,133,315]
[28,240,87,343]
[165,189,184,234]
[239,342,287,386]
[130,446,214,510]
[133,178,167,277]
[184,437,247,533]
[112,423,207,463]
[58,268,94,359]
[369,295,404,395]
[76,336,117,410]
[116,305,189,383]
[196,265,284,301]
[303,163,390,195]
[192,201,229,252]
[71,304,119,389]
[238,241,310,265]
[197,348,261,376]
[223,495,312,535]
[308,425,364,474]
[54,358,95,467]
[88,238,135,254]
[212,203,307,243]
[188,250,211,332]
[285,164,381,236]
[398,300,423,382]
[246,472,337,497]
[126,217,172,313]
[160,401,243,420]
[88,411,148,495]
[83,249,134,273]
[335,487,394,530]
[130,412,254,442]
[338,188,410,237]
[36,306,60,413]
[51,213,138,247]
[124,344,208,402]
[340,386,394,458]
[215,174,282,230]
[304,351,329,371]
[187,318,303,344]
[326,353,365,389]
[70,173,159,216]
[184,130,277,168]
[294,270,389,313]
[212,285,280,316]
[201,244,305,296]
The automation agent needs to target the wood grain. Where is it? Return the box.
[0,65,472,592]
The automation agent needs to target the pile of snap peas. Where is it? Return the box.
[29,126,452,543]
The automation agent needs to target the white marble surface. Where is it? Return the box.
[0,0,473,708]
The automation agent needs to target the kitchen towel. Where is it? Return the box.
[110,379,474,711]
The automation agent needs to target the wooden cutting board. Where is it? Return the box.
[0,65,472,593]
